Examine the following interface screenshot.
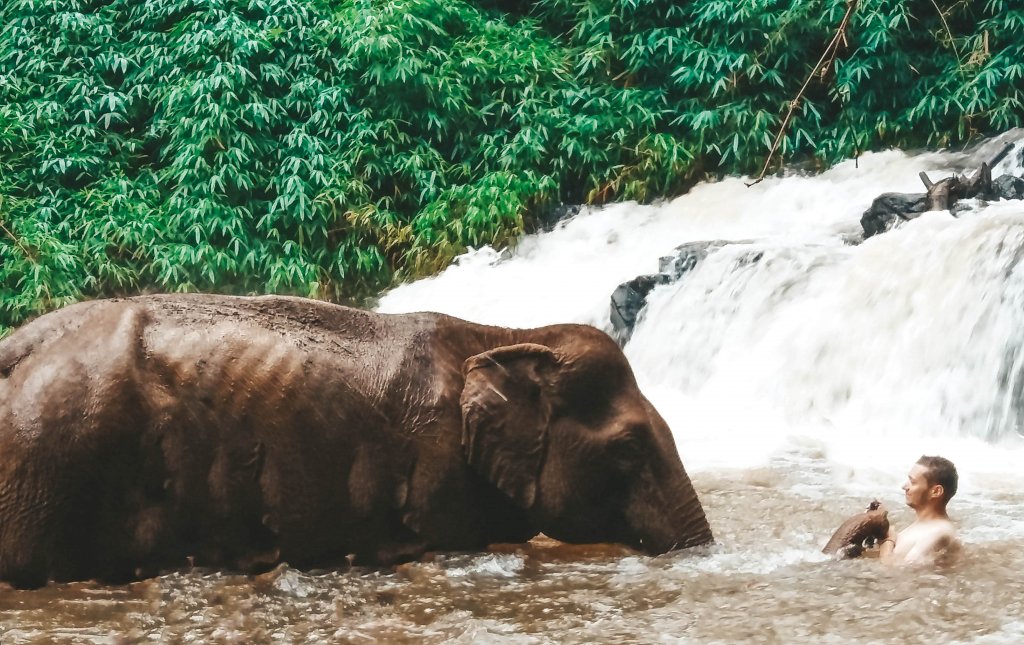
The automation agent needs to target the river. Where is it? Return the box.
[2,133,1024,643]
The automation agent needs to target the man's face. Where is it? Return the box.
[902,463,938,509]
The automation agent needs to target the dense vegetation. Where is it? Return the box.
[1,0,1021,333]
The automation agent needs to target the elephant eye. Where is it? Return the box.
[611,424,648,469]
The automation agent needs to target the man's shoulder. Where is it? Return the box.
[907,519,957,542]
[923,518,957,537]
[899,518,960,564]
[903,517,956,536]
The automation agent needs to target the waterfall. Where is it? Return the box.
[377,131,1024,487]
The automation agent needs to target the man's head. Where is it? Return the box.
[903,455,958,510]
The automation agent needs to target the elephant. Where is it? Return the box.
[0,294,712,588]
[822,501,890,559]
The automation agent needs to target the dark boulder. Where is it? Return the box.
[534,203,583,231]
[658,240,735,280]
[860,193,928,238]
[610,240,748,342]
[993,175,1024,201]
[610,274,673,342]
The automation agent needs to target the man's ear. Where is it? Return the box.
[930,484,945,500]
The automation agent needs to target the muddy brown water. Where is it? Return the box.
[1,458,1021,644]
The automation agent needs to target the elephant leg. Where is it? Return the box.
[0,532,51,590]
[0,461,64,588]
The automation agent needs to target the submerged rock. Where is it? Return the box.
[610,274,672,342]
[993,175,1024,201]
[860,193,929,238]
[658,240,735,280]
[535,203,583,231]
[610,240,748,342]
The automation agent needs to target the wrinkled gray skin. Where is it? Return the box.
[0,294,712,588]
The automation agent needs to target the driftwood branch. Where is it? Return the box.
[915,142,1017,211]
[747,0,859,187]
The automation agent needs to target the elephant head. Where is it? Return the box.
[460,330,712,553]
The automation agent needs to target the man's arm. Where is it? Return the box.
[878,525,898,562]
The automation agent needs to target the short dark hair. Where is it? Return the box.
[917,455,958,503]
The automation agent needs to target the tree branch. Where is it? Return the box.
[0,196,35,261]
[747,0,859,187]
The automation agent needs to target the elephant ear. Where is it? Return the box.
[460,343,561,508]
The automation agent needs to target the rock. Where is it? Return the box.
[860,192,928,238]
[862,171,1024,239]
[951,198,984,217]
[993,174,1024,201]
[610,240,750,342]
[658,240,734,279]
[535,203,582,231]
[610,273,672,342]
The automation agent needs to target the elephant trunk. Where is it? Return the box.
[669,487,714,551]
[627,467,713,554]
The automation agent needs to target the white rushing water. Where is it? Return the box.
[378,131,1024,537]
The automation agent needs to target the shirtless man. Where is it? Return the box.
[880,455,961,565]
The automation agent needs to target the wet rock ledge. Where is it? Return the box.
[611,241,758,343]
[610,143,1024,342]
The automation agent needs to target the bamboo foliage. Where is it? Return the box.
[1,0,1021,333]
